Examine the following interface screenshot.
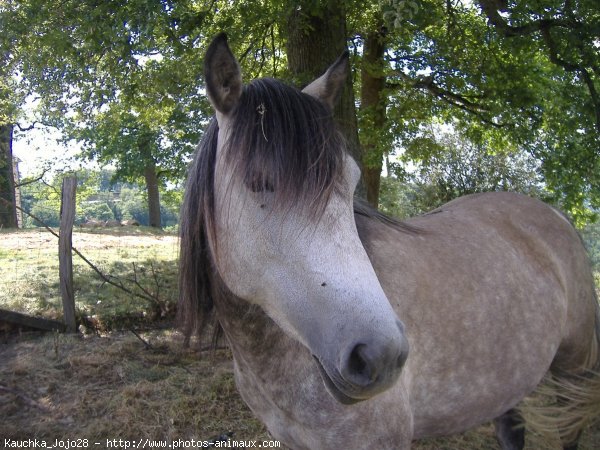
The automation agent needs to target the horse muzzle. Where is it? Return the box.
[314,320,409,404]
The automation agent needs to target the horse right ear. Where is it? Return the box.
[204,33,242,116]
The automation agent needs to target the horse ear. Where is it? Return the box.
[204,33,242,115]
[302,51,349,109]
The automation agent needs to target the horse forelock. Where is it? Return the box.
[223,78,346,218]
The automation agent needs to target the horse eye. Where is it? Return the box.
[246,174,275,193]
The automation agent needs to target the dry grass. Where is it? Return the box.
[0,330,270,444]
[1,228,599,448]
[1,330,599,449]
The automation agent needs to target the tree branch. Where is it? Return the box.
[478,0,600,134]
[15,122,39,132]
[388,72,506,128]
[14,168,50,188]
[477,0,581,37]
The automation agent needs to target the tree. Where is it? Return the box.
[359,22,388,206]
[0,7,22,229]
[4,0,599,225]
[73,108,175,229]
[410,129,543,208]
[378,0,600,222]
[2,0,212,228]
[378,125,545,221]
[477,0,600,134]
[0,123,17,228]
[282,0,598,218]
[284,0,363,193]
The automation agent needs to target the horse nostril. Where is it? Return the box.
[348,344,372,381]
[342,335,408,391]
[346,344,377,386]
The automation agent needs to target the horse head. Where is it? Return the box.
[193,33,409,404]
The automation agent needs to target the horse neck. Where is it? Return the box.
[213,289,297,367]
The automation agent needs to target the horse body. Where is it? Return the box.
[361,192,597,439]
[180,34,600,449]
[212,192,597,449]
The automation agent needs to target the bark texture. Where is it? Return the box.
[285,1,364,197]
[0,124,17,228]
[360,28,387,207]
[144,162,161,229]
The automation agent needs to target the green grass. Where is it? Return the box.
[0,227,179,330]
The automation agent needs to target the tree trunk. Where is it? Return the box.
[0,124,17,228]
[360,27,387,208]
[285,0,364,198]
[144,162,161,229]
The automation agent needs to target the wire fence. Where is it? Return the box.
[0,181,180,334]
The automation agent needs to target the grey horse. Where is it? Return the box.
[179,33,600,450]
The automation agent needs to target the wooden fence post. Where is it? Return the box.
[59,176,77,333]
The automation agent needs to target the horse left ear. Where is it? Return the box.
[204,33,242,116]
[302,51,349,109]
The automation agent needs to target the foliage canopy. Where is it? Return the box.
[1,0,598,223]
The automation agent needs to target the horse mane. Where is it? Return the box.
[178,118,219,345]
[178,77,417,344]
[353,198,421,235]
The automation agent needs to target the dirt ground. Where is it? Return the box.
[1,329,598,450]
[0,330,271,446]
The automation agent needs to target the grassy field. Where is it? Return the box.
[1,228,599,449]
[0,227,179,329]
